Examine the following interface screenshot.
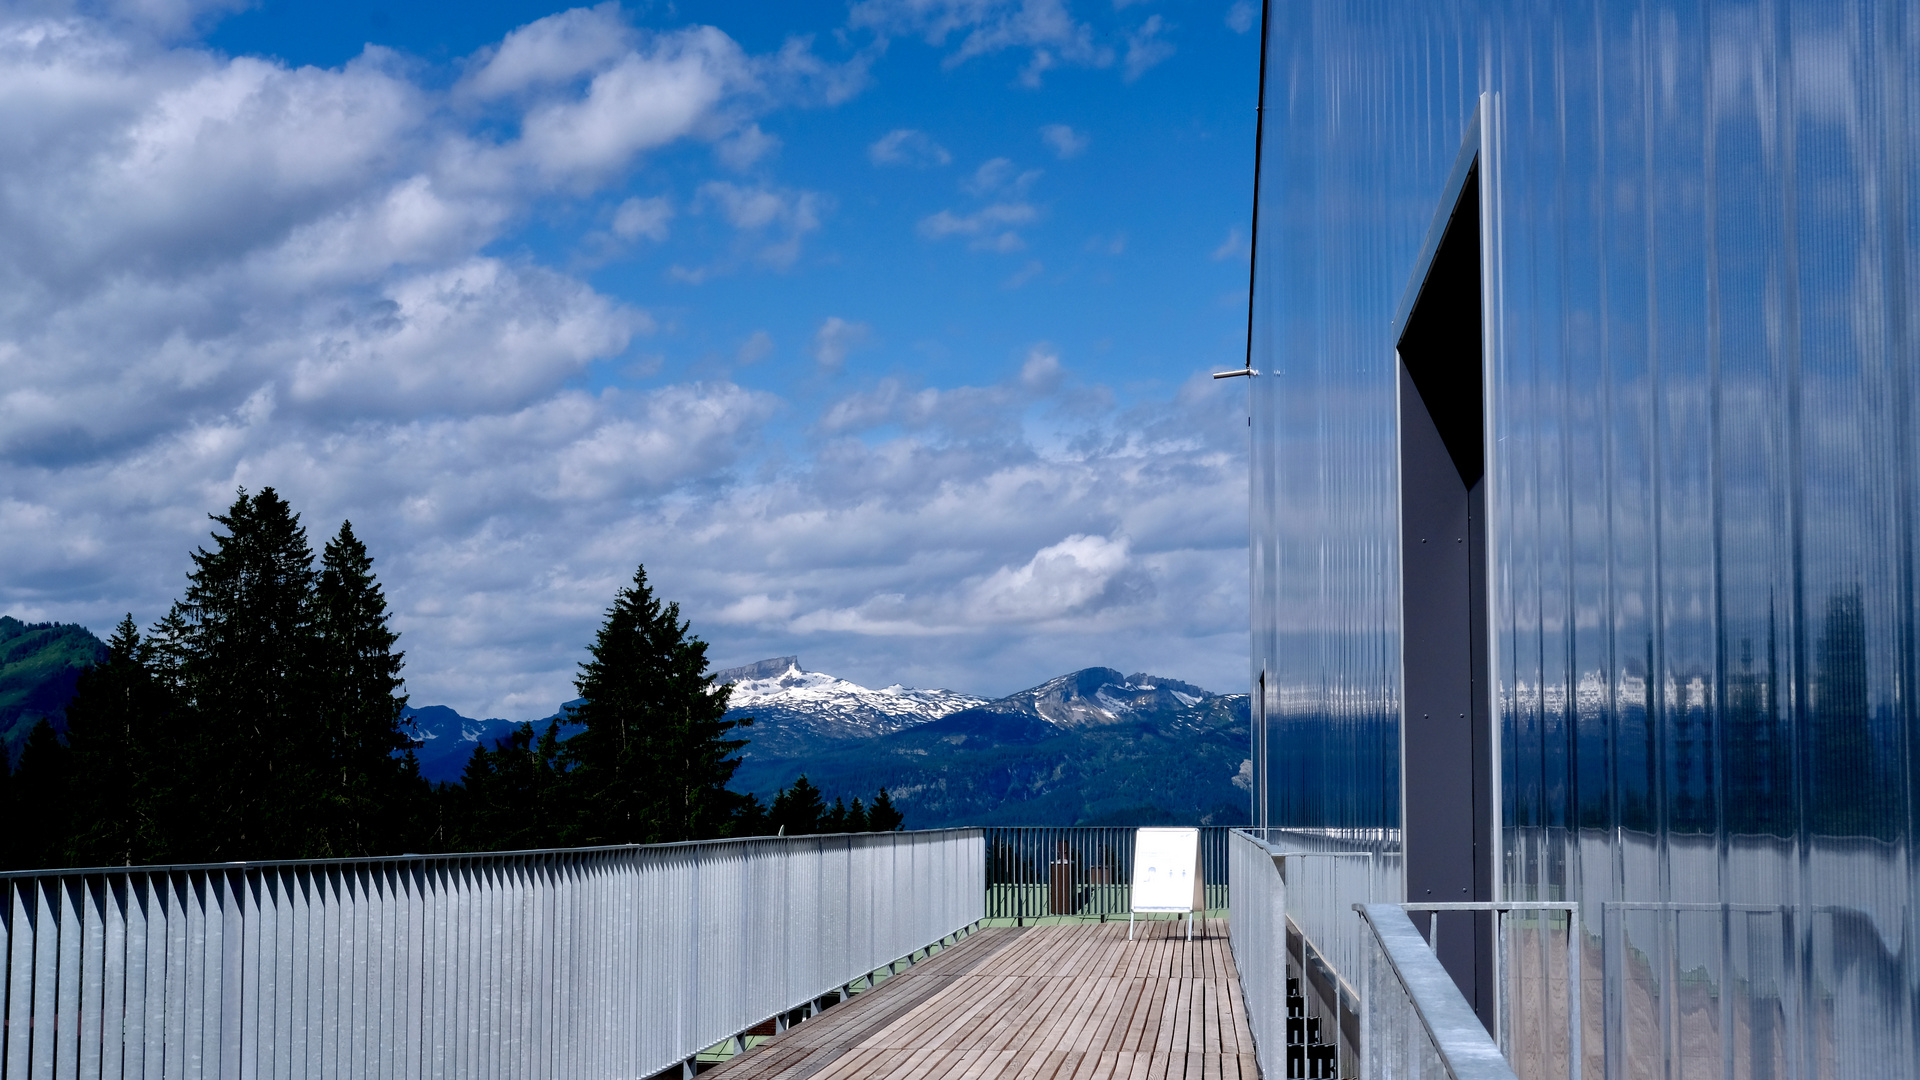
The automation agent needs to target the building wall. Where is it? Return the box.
[1248,0,1918,1073]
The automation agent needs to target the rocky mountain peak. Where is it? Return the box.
[991,667,1220,728]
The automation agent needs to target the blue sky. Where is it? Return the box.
[0,0,1259,715]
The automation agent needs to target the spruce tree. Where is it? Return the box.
[456,721,570,850]
[152,488,325,860]
[867,788,904,831]
[315,521,418,854]
[844,797,869,833]
[563,565,749,844]
[0,736,14,867]
[63,616,167,865]
[821,796,848,832]
[770,775,825,835]
[12,719,71,868]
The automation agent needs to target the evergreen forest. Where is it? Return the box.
[0,488,898,872]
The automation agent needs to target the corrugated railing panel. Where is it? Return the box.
[0,830,985,1080]
[1227,829,1286,1080]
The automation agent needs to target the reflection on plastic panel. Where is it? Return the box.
[1248,1,1919,1076]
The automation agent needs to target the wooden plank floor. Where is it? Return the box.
[708,919,1257,1080]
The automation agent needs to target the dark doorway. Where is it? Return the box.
[1396,164,1494,1028]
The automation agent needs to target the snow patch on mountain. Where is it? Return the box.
[987,668,1222,729]
[719,659,984,745]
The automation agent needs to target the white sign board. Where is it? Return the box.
[1130,827,1204,913]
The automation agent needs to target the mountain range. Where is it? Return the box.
[0,623,1251,828]
[716,660,1251,828]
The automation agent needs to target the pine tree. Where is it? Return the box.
[844,797,869,833]
[770,775,825,835]
[152,488,325,860]
[728,792,770,838]
[0,736,14,868]
[455,721,570,850]
[867,788,904,831]
[821,796,848,832]
[63,616,168,865]
[12,719,72,868]
[315,521,419,855]
[563,565,750,844]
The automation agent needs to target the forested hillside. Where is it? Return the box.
[0,617,107,759]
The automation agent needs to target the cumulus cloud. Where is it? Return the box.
[1004,259,1044,287]
[0,4,1253,716]
[612,195,674,241]
[919,157,1044,252]
[716,122,780,169]
[868,127,952,167]
[1039,123,1088,159]
[688,180,828,270]
[847,0,1114,86]
[812,317,872,371]
[1122,15,1174,81]
[514,28,747,183]
[919,204,1038,251]
[737,329,775,364]
[458,4,637,98]
[1211,226,1245,261]
[964,156,1042,197]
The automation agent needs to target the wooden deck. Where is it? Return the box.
[709,919,1257,1080]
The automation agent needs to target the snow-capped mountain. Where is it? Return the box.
[716,657,984,757]
[981,667,1219,728]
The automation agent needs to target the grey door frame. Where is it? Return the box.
[1390,92,1503,1030]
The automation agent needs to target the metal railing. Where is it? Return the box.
[982,826,1230,920]
[1358,904,1519,1080]
[1398,903,1581,1080]
[0,830,984,1080]
[1228,829,1288,1080]
[1230,829,1585,1080]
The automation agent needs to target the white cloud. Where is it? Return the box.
[283,259,645,416]
[1211,226,1245,261]
[0,5,1254,717]
[716,122,780,169]
[459,4,636,98]
[1039,123,1088,159]
[694,180,828,269]
[612,195,674,241]
[964,156,1042,196]
[1225,1,1257,33]
[812,317,872,371]
[516,28,747,183]
[917,156,1045,252]
[847,0,1115,86]
[737,329,774,364]
[868,127,952,167]
[1122,14,1175,81]
[1019,345,1063,390]
[968,533,1134,622]
[919,202,1038,250]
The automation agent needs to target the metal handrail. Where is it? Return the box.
[1357,903,1521,1080]
[0,830,986,1080]
[1399,901,1581,1071]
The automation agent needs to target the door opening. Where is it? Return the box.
[1397,163,1494,1028]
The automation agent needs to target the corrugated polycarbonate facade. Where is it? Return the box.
[1247,1,1918,1076]
[0,831,985,1080]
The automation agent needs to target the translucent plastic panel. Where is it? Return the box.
[1247,1,1919,1076]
